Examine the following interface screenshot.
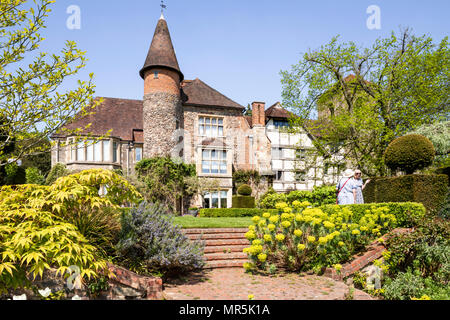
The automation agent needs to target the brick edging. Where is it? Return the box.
[324,228,413,281]
[107,263,163,300]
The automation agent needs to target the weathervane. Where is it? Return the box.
[160,0,167,14]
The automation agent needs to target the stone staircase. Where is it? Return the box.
[183,228,250,269]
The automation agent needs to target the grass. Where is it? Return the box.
[173,216,252,229]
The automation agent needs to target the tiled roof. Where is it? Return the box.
[54,97,143,141]
[181,78,244,110]
[265,102,296,119]
[139,16,183,81]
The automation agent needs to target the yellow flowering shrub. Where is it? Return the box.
[243,202,397,272]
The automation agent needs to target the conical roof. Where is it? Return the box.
[139,15,183,80]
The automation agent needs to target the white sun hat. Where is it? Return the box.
[343,169,355,177]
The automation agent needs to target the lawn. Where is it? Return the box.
[173,216,252,229]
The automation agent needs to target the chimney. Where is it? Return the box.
[252,102,266,126]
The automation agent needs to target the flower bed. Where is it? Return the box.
[242,201,400,274]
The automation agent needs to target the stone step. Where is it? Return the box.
[186,233,247,240]
[204,252,248,261]
[203,239,249,246]
[205,260,248,269]
[203,245,248,254]
[183,228,248,235]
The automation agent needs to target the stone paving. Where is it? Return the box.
[163,268,374,300]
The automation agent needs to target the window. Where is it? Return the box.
[204,190,228,208]
[103,140,111,162]
[199,116,224,137]
[154,71,159,79]
[296,148,306,160]
[135,147,142,162]
[275,171,283,181]
[202,149,227,174]
[272,148,285,159]
[113,142,118,163]
[295,171,307,183]
[273,120,289,129]
[72,139,114,163]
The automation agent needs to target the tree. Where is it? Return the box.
[135,157,197,214]
[281,29,450,176]
[243,104,252,116]
[409,121,449,167]
[0,0,101,165]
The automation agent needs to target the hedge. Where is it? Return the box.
[232,195,255,208]
[363,174,448,213]
[199,208,278,218]
[320,202,426,227]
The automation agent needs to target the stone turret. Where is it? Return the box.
[140,14,184,158]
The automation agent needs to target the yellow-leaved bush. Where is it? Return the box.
[243,201,397,273]
[0,169,142,292]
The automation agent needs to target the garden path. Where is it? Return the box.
[163,268,374,300]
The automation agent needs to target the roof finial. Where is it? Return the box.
[160,0,166,19]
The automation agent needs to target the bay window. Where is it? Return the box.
[203,190,228,208]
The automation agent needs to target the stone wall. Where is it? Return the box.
[143,92,183,159]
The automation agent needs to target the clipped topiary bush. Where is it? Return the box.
[115,202,205,278]
[237,184,252,196]
[232,195,255,208]
[384,134,436,174]
[362,174,448,214]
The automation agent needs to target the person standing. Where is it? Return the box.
[352,169,371,204]
[336,169,355,205]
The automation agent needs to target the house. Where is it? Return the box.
[51,14,343,208]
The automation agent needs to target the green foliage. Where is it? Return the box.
[379,217,450,300]
[258,193,288,209]
[0,185,108,293]
[18,137,52,178]
[46,169,142,254]
[363,174,448,214]
[259,185,336,209]
[2,162,26,186]
[135,157,196,212]
[384,134,436,174]
[232,196,256,208]
[25,167,45,185]
[199,208,278,218]
[409,121,449,162]
[233,170,261,188]
[0,0,103,163]
[320,202,426,228]
[281,29,450,175]
[237,184,252,196]
[116,203,205,278]
[45,163,71,186]
[243,202,398,273]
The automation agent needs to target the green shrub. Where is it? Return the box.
[232,195,255,208]
[3,163,26,185]
[199,208,278,218]
[259,192,288,209]
[384,134,435,174]
[363,174,448,213]
[237,184,252,196]
[25,167,45,185]
[0,185,109,293]
[45,163,70,185]
[259,185,337,209]
[116,202,205,278]
[243,202,398,273]
[320,202,426,227]
[46,169,142,255]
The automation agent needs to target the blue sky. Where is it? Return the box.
[37,0,449,107]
